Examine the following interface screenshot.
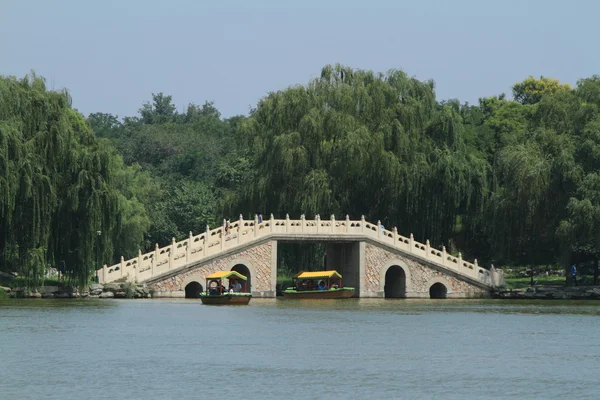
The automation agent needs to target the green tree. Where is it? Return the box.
[513,76,571,105]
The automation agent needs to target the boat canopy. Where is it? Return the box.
[205,270,247,281]
[295,270,342,280]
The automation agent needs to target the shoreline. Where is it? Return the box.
[494,286,600,300]
[2,283,152,299]
[4,283,600,300]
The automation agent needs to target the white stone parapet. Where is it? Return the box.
[98,215,503,288]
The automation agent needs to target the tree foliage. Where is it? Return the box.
[5,65,600,283]
[0,74,124,287]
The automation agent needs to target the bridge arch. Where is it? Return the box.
[425,277,451,299]
[184,281,203,298]
[227,258,257,293]
[379,259,412,298]
[181,274,205,298]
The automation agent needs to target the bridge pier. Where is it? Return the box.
[325,242,366,297]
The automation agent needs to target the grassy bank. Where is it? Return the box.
[503,276,566,289]
[0,276,97,290]
[0,287,7,299]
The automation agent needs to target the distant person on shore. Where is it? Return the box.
[571,264,578,286]
[258,212,263,224]
[225,219,231,235]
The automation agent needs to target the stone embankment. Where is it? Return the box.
[494,286,600,300]
[6,283,152,299]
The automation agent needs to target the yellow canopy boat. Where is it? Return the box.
[283,270,355,299]
[200,270,252,305]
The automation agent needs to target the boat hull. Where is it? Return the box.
[199,294,252,305]
[282,288,355,299]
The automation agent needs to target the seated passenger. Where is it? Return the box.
[331,282,339,289]
[317,281,325,291]
[234,280,242,292]
[209,280,218,295]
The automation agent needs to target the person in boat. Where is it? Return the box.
[233,280,242,292]
[331,282,339,289]
[209,280,219,295]
[317,281,328,291]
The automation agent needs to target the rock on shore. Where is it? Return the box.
[8,283,152,299]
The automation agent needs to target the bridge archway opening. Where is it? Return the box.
[384,265,406,298]
[231,264,251,292]
[185,281,203,298]
[429,282,447,299]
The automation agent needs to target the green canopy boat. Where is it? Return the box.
[200,270,252,305]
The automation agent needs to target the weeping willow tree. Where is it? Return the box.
[236,64,489,265]
[0,74,125,288]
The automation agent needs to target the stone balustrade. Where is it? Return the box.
[98,214,503,287]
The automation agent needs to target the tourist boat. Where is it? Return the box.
[199,271,252,305]
[282,270,355,299]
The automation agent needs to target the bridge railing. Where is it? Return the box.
[97,214,502,287]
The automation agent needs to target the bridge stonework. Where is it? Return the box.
[363,244,488,298]
[99,215,503,298]
[149,241,277,298]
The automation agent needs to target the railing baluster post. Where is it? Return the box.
[442,246,446,266]
[316,214,320,234]
[346,215,350,233]
[187,231,192,262]
[361,215,365,233]
[331,214,335,233]
[204,226,209,257]
[301,214,305,233]
[286,214,290,233]
[425,240,430,259]
[377,220,381,239]
[136,251,141,281]
[393,227,398,245]
[254,215,258,237]
[153,244,158,276]
[409,233,414,253]
[221,220,225,250]
[170,238,175,270]
[270,213,274,232]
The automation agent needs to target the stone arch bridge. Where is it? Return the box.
[98,215,504,298]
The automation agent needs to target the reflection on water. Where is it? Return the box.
[1,298,599,400]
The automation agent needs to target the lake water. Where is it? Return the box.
[1,298,599,400]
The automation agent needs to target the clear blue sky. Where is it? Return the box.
[1,0,598,118]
